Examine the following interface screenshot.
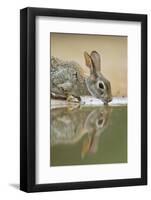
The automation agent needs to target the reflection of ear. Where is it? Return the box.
[81,136,91,159]
[90,51,101,72]
[84,51,94,74]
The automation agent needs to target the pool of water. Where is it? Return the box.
[50,105,127,166]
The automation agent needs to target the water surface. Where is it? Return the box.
[50,104,127,166]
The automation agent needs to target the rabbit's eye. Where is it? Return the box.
[98,82,104,89]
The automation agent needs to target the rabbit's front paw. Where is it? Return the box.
[67,95,81,103]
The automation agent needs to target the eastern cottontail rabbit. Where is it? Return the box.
[51,51,112,104]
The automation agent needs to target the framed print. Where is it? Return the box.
[20,7,147,192]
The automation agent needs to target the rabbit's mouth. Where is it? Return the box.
[102,97,112,104]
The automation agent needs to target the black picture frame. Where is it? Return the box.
[20,7,147,192]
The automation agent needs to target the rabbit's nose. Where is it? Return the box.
[108,97,112,102]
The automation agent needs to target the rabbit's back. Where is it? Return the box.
[51,57,89,97]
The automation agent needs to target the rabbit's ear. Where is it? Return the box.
[90,51,101,73]
[84,51,95,74]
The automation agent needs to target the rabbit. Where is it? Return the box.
[51,51,112,104]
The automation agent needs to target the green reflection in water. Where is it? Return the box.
[50,106,127,166]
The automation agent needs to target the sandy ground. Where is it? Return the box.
[51,96,127,109]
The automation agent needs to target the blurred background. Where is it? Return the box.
[51,33,127,97]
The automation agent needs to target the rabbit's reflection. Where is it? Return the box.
[51,106,111,158]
